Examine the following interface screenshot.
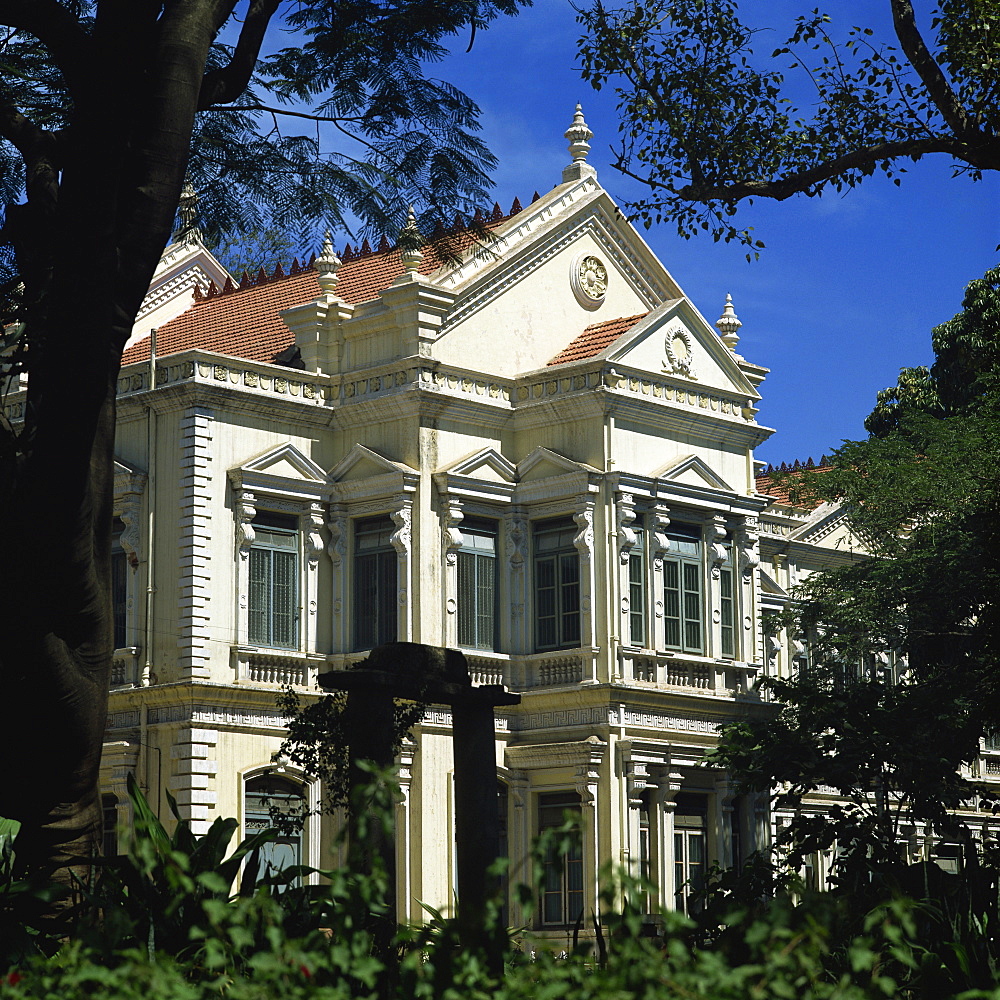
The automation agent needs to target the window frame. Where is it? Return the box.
[533,517,582,653]
[663,523,705,655]
[353,515,399,652]
[247,511,301,651]
[456,517,500,652]
[537,790,585,928]
[673,796,708,915]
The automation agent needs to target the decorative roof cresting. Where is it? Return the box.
[563,104,596,183]
[715,293,742,353]
[314,231,342,294]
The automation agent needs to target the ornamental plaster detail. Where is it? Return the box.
[236,491,257,559]
[709,516,728,580]
[650,503,672,570]
[306,503,325,570]
[616,492,639,565]
[663,324,696,379]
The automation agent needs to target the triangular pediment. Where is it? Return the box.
[758,568,787,597]
[791,502,857,547]
[517,446,600,482]
[656,455,734,492]
[329,443,416,483]
[439,447,517,484]
[428,179,691,378]
[606,299,759,398]
[241,442,326,483]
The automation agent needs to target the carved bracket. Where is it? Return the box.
[442,500,464,567]
[236,492,257,560]
[650,503,671,569]
[709,516,728,580]
[573,499,595,563]
[327,506,347,567]
[119,492,143,569]
[739,517,760,577]
[616,492,638,565]
[306,503,325,569]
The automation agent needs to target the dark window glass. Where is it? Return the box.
[245,775,305,889]
[112,518,128,649]
[663,524,703,654]
[534,519,581,652]
[538,791,584,926]
[457,519,498,651]
[248,513,299,648]
[354,517,397,650]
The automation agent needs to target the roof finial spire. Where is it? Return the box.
[314,231,342,294]
[715,293,742,353]
[562,104,597,184]
[398,205,424,273]
[176,176,201,244]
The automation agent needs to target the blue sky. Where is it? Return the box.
[430,1,1000,466]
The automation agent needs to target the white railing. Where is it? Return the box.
[233,648,321,688]
[616,649,760,695]
[111,647,140,688]
[465,653,508,687]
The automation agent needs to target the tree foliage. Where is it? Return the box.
[710,264,1000,895]
[576,1,1000,250]
[0,0,528,890]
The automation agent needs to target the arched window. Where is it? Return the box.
[244,775,306,887]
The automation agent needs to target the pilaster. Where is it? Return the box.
[177,406,214,679]
[169,726,218,835]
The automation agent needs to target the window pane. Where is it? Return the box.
[249,547,270,645]
[720,568,734,658]
[111,549,128,649]
[271,550,297,647]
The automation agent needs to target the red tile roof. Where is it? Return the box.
[755,460,832,509]
[547,313,647,366]
[123,204,527,367]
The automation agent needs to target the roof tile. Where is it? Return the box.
[547,313,647,367]
[123,217,516,367]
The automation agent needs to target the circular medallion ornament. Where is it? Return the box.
[571,252,608,308]
[664,326,696,379]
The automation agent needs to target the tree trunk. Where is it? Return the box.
[0,4,219,904]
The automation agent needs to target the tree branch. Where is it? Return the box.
[218,104,367,125]
[889,0,972,138]
[198,0,281,109]
[0,0,90,96]
[670,136,977,203]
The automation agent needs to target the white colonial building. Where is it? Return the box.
[10,107,971,934]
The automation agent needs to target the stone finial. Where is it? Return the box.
[314,231,342,294]
[399,205,424,273]
[715,293,742,352]
[177,177,201,243]
[565,103,593,162]
[562,104,597,183]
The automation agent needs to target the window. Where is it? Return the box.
[244,775,305,888]
[457,519,498,651]
[663,524,703,654]
[354,516,397,650]
[534,518,580,651]
[102,794,119,857]
[538,791,584,926]
[248,512,299,649]
[629,520,646,647]
[111,518,128,650]
[720,542,735,658]
[673,795,707,915]
[637,790,652,912]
